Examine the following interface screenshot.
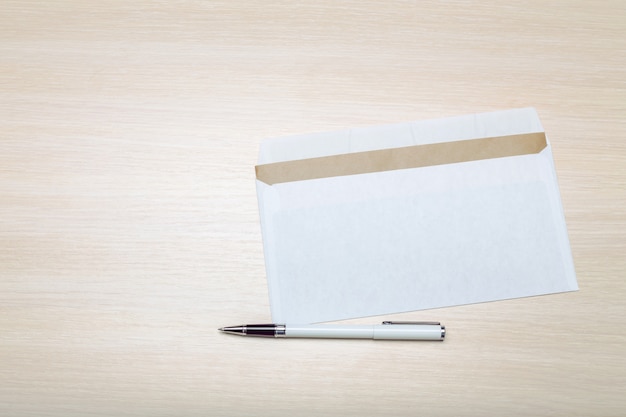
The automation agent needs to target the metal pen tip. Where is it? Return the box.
[218,327,224,331]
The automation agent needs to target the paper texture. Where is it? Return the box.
[256,108,577,323]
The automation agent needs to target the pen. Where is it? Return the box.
[218,321,445,341]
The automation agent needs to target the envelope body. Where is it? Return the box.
[255,108,577,323]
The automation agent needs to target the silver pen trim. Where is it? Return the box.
[275,324,286,337]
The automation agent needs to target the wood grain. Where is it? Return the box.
[1,1,625,416]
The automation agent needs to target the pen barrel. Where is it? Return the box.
[284,324,444,340]
[285,325,374,339]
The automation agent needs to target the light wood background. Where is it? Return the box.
[1,1,625,416]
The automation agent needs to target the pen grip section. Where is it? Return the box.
[245,324,278,337]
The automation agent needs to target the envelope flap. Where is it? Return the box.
[257,107,544,164]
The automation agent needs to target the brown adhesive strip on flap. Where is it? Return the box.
[256,132,547,185]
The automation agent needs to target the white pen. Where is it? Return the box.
[218,321,445,341]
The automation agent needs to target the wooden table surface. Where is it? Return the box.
[2,1,625,416]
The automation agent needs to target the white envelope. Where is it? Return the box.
[255,108,577,323]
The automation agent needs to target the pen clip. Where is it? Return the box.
[381,321,441,325]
